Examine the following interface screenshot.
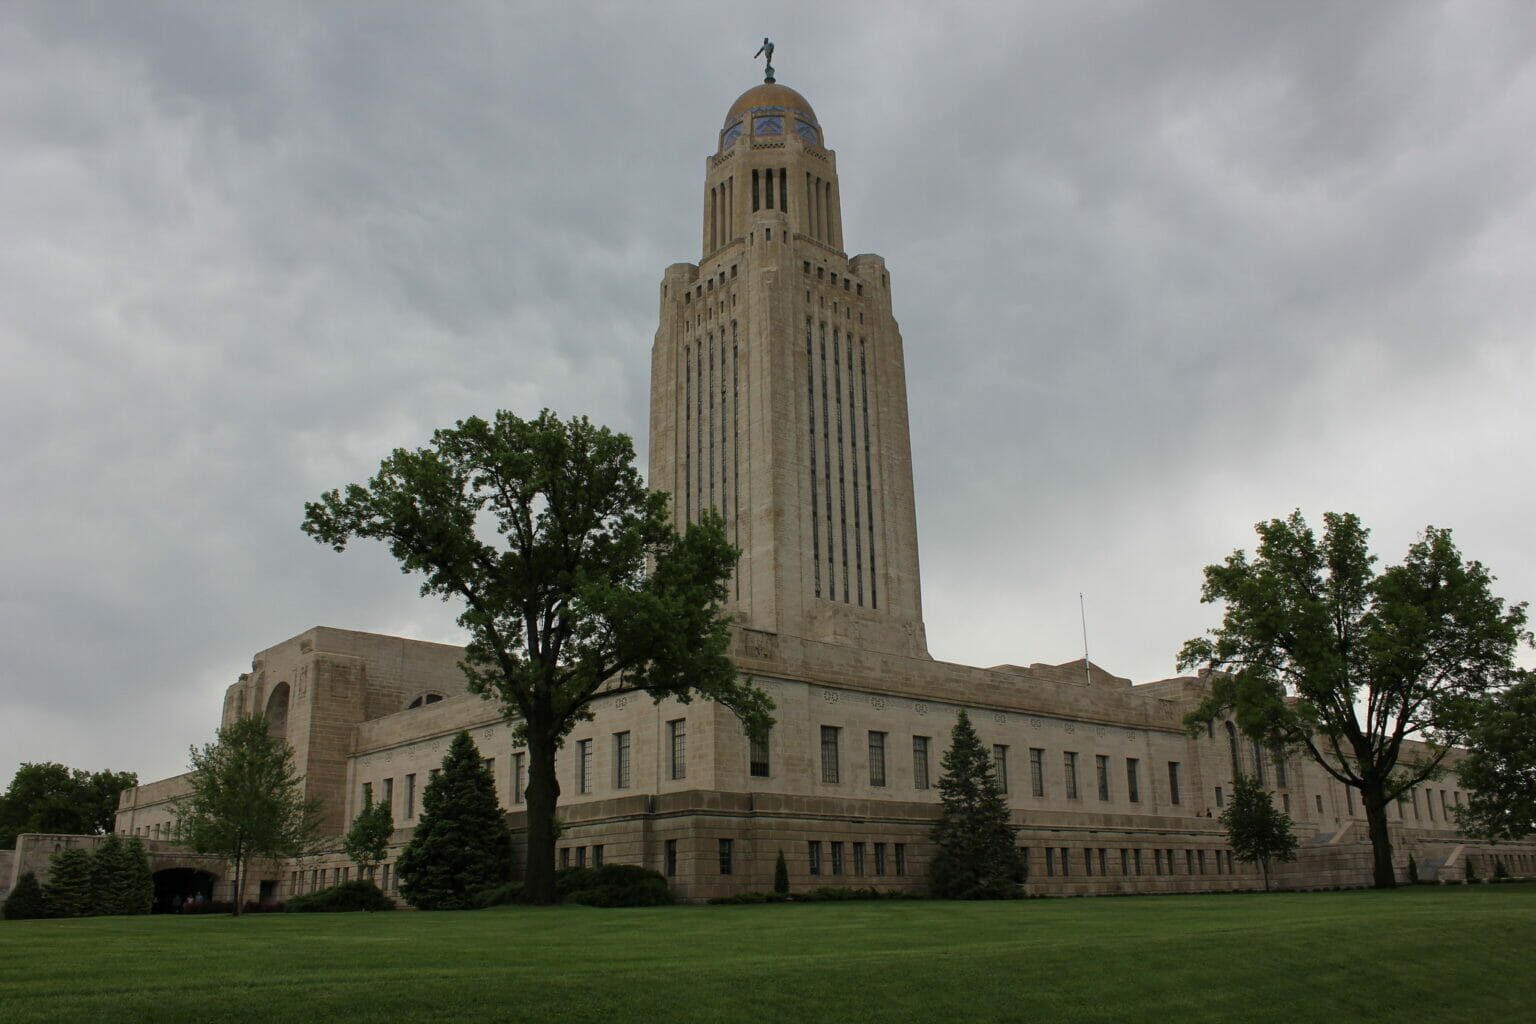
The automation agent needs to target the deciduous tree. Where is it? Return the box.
[1454,671,1536,841]
[174,714,323,915]
[395,731,513,909]
[1219,773,1298,891]
[929,710,1024,899]
[1180,511,1529,888]
[0,762,137,849]
[344,796,395,882]
[304,410,772,903]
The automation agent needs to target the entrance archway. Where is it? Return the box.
[152,868,217,913]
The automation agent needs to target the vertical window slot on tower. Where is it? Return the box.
[820,323,835,598]
[834,329,849,603]
[806,319,821,598]
[861,340,876,608]
[752,169,760,212]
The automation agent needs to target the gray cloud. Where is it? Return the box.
[3,1,1533,784]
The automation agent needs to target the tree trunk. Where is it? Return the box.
[521,729,562,905]
[1362,785,1397,889]
[231,848,244,916]
[1261,857,1271,892]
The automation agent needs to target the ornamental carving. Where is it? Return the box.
[870,696,886,711]
[914,702,928,716]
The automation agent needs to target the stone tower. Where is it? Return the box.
[649,74,928,659]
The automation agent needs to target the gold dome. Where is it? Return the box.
[725,82,818,126]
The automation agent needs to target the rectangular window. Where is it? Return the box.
[1126,758,1140,803]
[665,839,678,876]
[1059,848,1069,877]
[993,745,1009,793]
[614,732,631,789]
[894,844,907,875]
[749,730,770,778]
[808,841,822,876]
[1064,752,1079,799]
[821,726,841,784]
[1030,748,1045,798]
[405,774,416,818]
[1046,847,1056,877]
[669,719,687,780]
[381,863,391,890]
[718,838,733,875]
[593,845,604,868]
[1084,849,1093,876]
[913,736,931,790]
[362,781,373,807]
[1198,849,1207,874]
[1096,755,1111,801]
[1186,850,1194,874]
[1120,849,1130,875]
[874,842,887,875]
[853,842,866,876]
[1133,849,1143,875]
[576,846,587,868]
[513,752,525,804]
[1215,786,1224,808]
[1168,762,1182,805]
[1274,752,1288,788]
[831,841,845,875]
[869,731,887,787]
[1155,849,1164,875]
[382,778,394,818]
[560,848,570,869]
[577,739,592,794]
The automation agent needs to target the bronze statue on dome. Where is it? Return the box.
[754,38,775,83]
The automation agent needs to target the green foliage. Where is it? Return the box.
[303,409,773,903]
[1218,774,1299,891]
[1494,860,1509,880]
[0,762,137,849]
[470,881,525,908]
[344,797,394,881]
[174,713,324,915]
[43,847,96,918]
[1454,672,1536,841]
[285,880,395,913]
[1180,511,1531,888]
[396,731,514,910]
[1464,860,1479,883]
[89,833,152,915]
[773,849,790,895]
[928,710,1024,899]
[2,871,49,920]
[555,863,673,906]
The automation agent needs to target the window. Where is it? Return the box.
[1059,848,1070,877]
[894,844,907,875]
[913,736,931,790]
[1133,849,1143,875]
[874,842,887,875]
[808,841,822,876]
[381,863,391,890]
[1215,786,1224,808]
[614,732,631,789]
[993,745,1009,793]
[1046,847,1055,877]
[718,839,734,875]
[560,848,570,868]
[853,842,866,876]
[1198,849,1207,874]
[1084,849,1093,876]
[577,846,587,868]
[1318,793,1326,815]
[749,729,770,778]
[1120,849,1129,875]
[1096,754,1111,801]
[1126,758,1140,803]
[1168,762,1182,805]
[405,774,416,818]
[1273,750,1288,788]
[831,842,845,875]
[1030,748,1045,797]
[483,758,494,779]
[1064,752,1079,799]
[362,782,373,807]
[513,753,525,804]
[577,739,592,794]
[1225,722,1241,778]
[669,719,687,780]
[593,845,604,867]
[665,839,678,876]
[1155,849,1164,875]
[869,731,887,787]
[821,726,841,784]
[382,778,394,817]
[1252,743,1266,787]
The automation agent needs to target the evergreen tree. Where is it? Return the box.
[1219,773,1299,891]
[90,834,153,915]
[44,846,97,917]
[396,731,514,909]
[344,797,395,882]
[929,710,1024,899]
[2,870,49,920]
[773,849,789,895]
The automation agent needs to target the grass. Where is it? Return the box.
[2,886,1533,1023]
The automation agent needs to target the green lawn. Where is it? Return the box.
[3,886,1532,1023]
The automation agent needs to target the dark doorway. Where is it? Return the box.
[152,868,216,913]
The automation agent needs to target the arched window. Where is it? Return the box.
[1225,722,1242,778]
[265,682,291,741]
[1251,743,1266,787]
[406,693,445,710]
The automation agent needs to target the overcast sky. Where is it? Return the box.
[4,1,1534,787]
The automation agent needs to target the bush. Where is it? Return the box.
[180,901,237,914]
[1494,860,1510,880]
[471,882,524,908]
[44,847,96,918]
[1407,856,1419,884]
[1465,860,1479,883]
[285,880,395,914]
[3,871,49,920]
[774,850,790,895]
[555,864,672,907]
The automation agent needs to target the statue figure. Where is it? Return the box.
[754,37,775,82]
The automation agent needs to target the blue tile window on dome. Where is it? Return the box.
[795,120,818,145]
[753,116,784,135]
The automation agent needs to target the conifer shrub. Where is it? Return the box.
[773,850,790,895]
[396,731,514,910]
[1407,856,1419,884]
[44,847,97,917]
[285,880,395,913]
[3,871,49,920]
[928,710,1025,899]
[91,834,153,915]
[556,863,672,906]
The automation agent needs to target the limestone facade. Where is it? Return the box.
[50,73,1533,907]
